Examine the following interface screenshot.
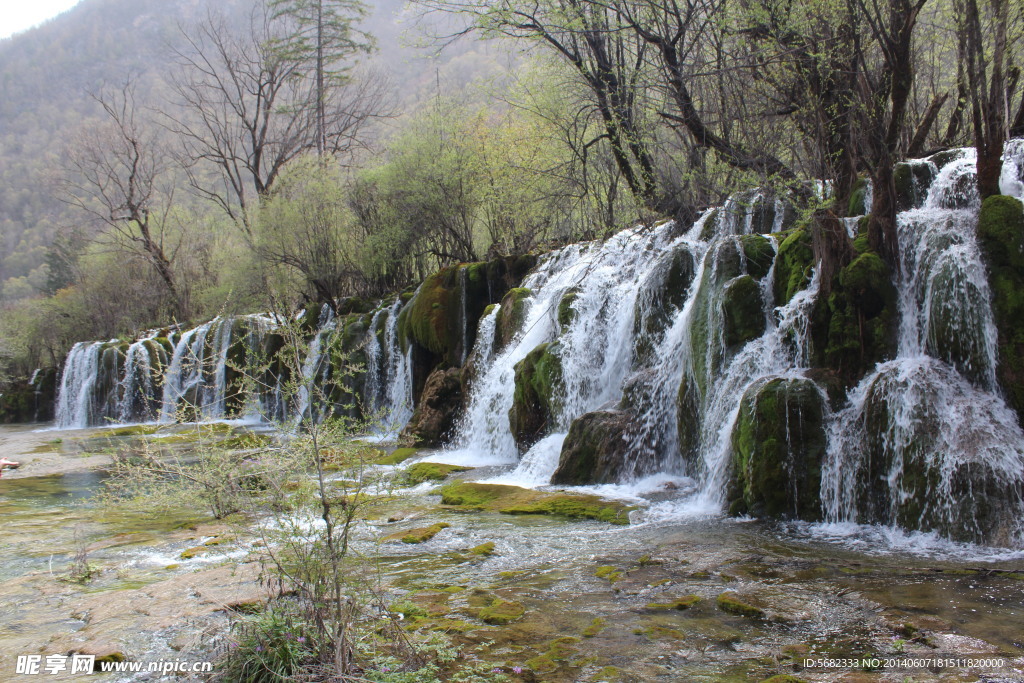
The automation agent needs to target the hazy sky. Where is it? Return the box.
[0,0,81,40]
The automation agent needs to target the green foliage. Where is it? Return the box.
[218,606,316,682]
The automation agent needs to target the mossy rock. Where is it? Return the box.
[978,196,1024,421]
[773,228,814,306]
[716,592,765,618]
[738,234,775,279]
[509,342,563,452]
[179,546,207,560]
[722,275,766,348]
[812,249,898,384]
[728,377,826,520]
[558,287,581,332]
[403,462,472,486]
[688,236,774,398]
[495,287,533,351]
[633,244,697,363]
[645,595,701,611]
[376,447,421,465]
[594,565,623,582]
[468,541,495,556]
[551,410,633,485]
[439,481,633,524]
[402,367,463,447]
[894,160,937,212]
[852,364,1024,544]
[847,176,868,216]
[478,597,525,625]
[385,522,451,544]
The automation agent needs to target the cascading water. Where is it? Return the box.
[294,306,336,424]
[822,146,1024,546]
[362,299,414,436]
[55,341,105,428]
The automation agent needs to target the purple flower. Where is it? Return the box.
[297,637,305,643]
[255,646,263,652]
[513,666,523,673]
[492,668,502,673]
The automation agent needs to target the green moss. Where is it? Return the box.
[716,592,765,618]
[468,541,496,556]
[557,288,581,332]
[594,566,623,583]
[582,617,607,637]
[106,424,162,437]
[179,546,207,560]
[728,378,826,520]
[591,666,623,682]
[385,522,451,544]
[478,597,526,625]
[645,595,701,611]
[218,433,272,450]
[401,267,458,357]
[439,481,633,524]
[759,676,809,683]
[403,462,471,486]
[525,636,579,672]
[509,342,564,451]
[978,196,1024,421]
[495,287,533,349]
[813,249,897,384]
[738,234,775,279]
[389,601,429,620]
[376,447,421,465]
[773,228,814,305]
[847,176,868,216]
[723,275,766,348]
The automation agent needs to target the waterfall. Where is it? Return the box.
[445,221,695,473]
[294,306,336,424]
[55,341,105,428]
[822,146,1024,546]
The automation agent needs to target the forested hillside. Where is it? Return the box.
[0,0,509,300]
[0,0,1021,393]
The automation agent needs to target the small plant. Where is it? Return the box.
[218,606,314,683]
[63,531,99,584]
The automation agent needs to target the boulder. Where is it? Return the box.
[495,287,533,351]
[508,342,563,452]
[401,367,463,447]
[853,361,1024,544]
[894,160,937,212]
[728,377,827,520]
[633,244,697,364]
[977,195,1024,421]
[551,410,633,485]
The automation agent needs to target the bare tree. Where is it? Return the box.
[165,4,389,236]
[63,81,185,318]
[964,0,1012,199]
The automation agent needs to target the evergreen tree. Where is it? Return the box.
[269,0,376,155]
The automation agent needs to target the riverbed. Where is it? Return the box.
[2,423,1023,682]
